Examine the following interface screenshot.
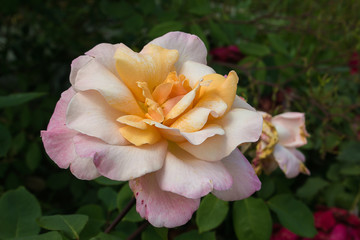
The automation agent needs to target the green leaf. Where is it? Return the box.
[100,0,134,19]
[117,184,142,222]
[337,141,360,163]
[0,187,41,238]
[340,165,360,175]
[37,214,89,239]
[0,92,45,108]
[148,21,184,39]
[257,175,275,200]
[209,21,230,45]
[98,187,117,211]
[188,0,211,15]
[0,123,12,157]
[8,231,62,240]
[255,60,266,81]
[296,177,329,202]
[267,34,288,55]
[237,42,270,57]
[196,194,229,233]
[94,176,124,186]
[76,204,105,239]
[141,226,168,240]
[90,232,120,240]
[174,230,216,240]
[233,197,272,240]
[25,142,41,171]
[268,194,317,238]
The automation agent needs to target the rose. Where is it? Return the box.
[254,112,310,178]
[41,31,263,227]
[210,45,244,63]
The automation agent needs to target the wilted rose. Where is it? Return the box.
[254,112,310,178]
[41,32,263,227]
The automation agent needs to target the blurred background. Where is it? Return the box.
[1,0,360,239]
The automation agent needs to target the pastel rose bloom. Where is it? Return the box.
[41,32,263,227]
[254,112,310,178]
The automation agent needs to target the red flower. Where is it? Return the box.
[314,210,336,232]
[349,52,359,75]
[271,224,299,240]
[210,45,244,63]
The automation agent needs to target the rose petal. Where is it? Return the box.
[232,95,256,111]
[179,108,263,161]
[179,61,215,88]
[66,91,128,145]
[212,149,261,201]
[200,71,239,113]
[70,156,100,180]
[156,145,232,199]
[74,60,144,116]
[46,87,76,131]
[85,43,122,77]
[41,129,77,169]
[147,31,207,70]
[42,88,77,168]
[144,120,224,145]
[114,43,178,101]
[273,145,306,178]
[74,135,167,181]
[130,173,200,228]
[272,112,308,148]
[70,56,93,85]
[119,125,162,146]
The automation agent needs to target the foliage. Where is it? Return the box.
[1,0,359,239]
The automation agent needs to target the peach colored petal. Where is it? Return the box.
[170,107,212,132]
[152,82,173,105]
[117,115,147,129]
[200,71,239,113]
[195,93,228,118]
[74,135,167,181]
[66,91,128,145]
[179,108,263,161]
[119,125,162,146]
[156,146,232,199]
[161,95,184,117]
[164,82,200,122]
[130,173,200,228]
[144,120,224,145]
[212,149,261,201]
[147,31,207,71]
[114,44,178,101]
[74,60,144,116]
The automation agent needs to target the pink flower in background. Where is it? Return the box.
[349,52,359,75]
[41,32,263,227]
[254,112,310,178]
[271,224,299,240]
[210,45,244,63]
[272,207,360,240]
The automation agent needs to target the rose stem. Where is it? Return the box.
[126,221,150,240]
[105,197,136,233]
